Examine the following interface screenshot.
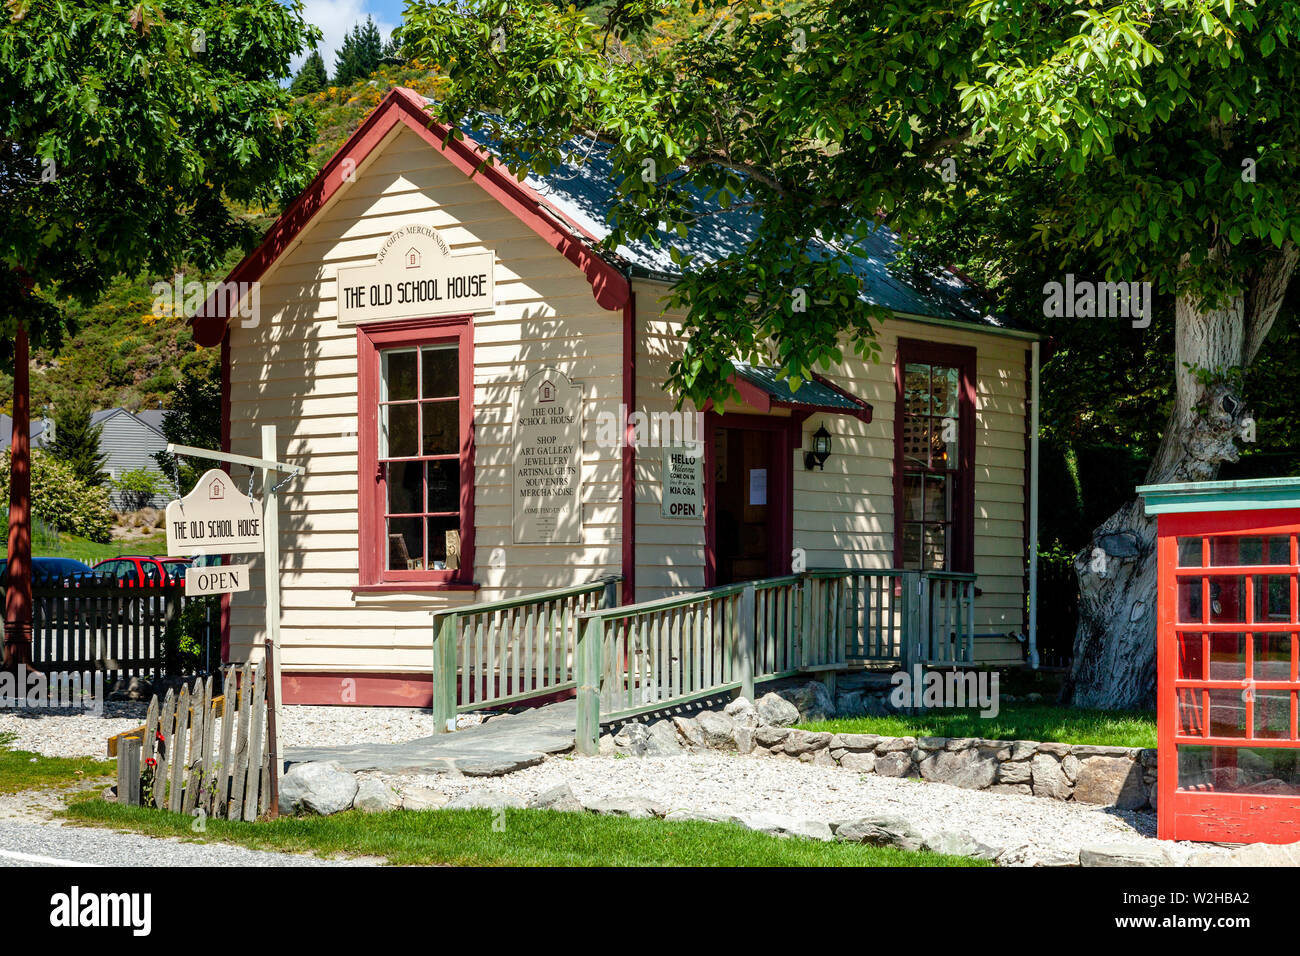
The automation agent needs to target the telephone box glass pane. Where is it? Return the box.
[1254,689,1292,740]
[1208,633,1247,681]
[1178,745,1300,794]
[1177,633,1204,680]
[1177,537,1203,567]
[1208,688,1247,737]
[1254,633,1293,682]
[1252,575,1292,623]
[1176,688,1203,736]
[1208,576,1246,623]
[1177,578,1204,623]
[1211,535,1291,567]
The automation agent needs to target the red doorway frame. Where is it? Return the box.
[703,412,797,587]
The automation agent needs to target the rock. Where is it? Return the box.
[1074,755,1146,809]
[919,749,996,789]
[695,710,737,749]
[737,812,833,841]
[612,722,650,756]
[830,733,880,752]
[585,796,665,819]
[1009,740,1038,761]
[1031,753,1072,800]
[945,737,978,751]
[598,734,617,755]
[755,693,800,728]
[997,759,1032,785]
[645,720,684,755]
[1071,745,1138,758]
[528,782,583,812]
[1061,754,1082,784]
[834,690,867,717]
[109,676,154,702]
[457,753,546,776]
[733,726,756,754]
[775,681,836,722]
[754,725,792,748]
[986,783,1032,795]
[724,697,758,727]
[924,829,1003,860]
[1229,843,1300,866]
[443,791,527,811]
[875,736,915,753]
[782,729,833,755]
[1080,844,1171,867]
[804,750,836,767]
[664,808,735,824]
[998,844,1081,867]
[1138,748,1158,769]
[917,736,947,751]
[672,715,708,748]
[353,777,401,813]
[839,751,876,772]
[102,785,118,802]
[833,815,926,851]
[1036,741,1071,756]
[400,787,450,811]
[874,752,915,777]
[279,761,358,816]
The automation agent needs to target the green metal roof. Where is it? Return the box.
[732,364,872,420]
[1138,477,1300,515]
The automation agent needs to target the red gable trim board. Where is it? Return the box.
[191,86,629,346]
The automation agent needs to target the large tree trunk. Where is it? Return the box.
[2,323,34,671]
[1065,248,1298,709]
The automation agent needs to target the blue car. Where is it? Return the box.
[0,556,95,584]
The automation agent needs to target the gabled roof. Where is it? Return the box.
[0,415,51,452]
[90,408,167,437]
[194,86,1037,346]
[730,364,872,423]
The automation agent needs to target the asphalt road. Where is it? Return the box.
[0,820,370,867]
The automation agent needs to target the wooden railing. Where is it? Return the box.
[430,575,621,732]
[573,569,979,752]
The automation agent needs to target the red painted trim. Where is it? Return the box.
[219,331,232,666]
[192,88,627,347]
[1022,346,1032,636]
[727,372,872,424]
[892,338,977,573]
[279,671,579,708]
[703,412,795,587]
[621,289,637,604]
[356,316,476,587]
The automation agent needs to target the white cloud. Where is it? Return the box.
[292,0,397,79]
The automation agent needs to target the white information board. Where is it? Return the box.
[166,469,263,556]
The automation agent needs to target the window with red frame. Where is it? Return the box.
[358,319,473,587]
[894,340,975,572]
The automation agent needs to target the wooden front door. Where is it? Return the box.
[705,415,792,586]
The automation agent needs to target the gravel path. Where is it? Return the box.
[0,704,445,759]
[379,751,1232,865]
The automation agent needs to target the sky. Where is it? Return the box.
[295,0,407,75]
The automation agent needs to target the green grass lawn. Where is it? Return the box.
[0,732,116,795]
[35,531,169,564]
[799,704,1156,748]
[65,800,987,867]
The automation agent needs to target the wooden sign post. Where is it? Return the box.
[165,425,302,776]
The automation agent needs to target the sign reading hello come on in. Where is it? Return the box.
[336,224,495,325]
[166,469,264,556]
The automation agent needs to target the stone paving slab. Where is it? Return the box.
[284,700,577,775]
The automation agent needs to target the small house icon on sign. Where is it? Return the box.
[210,478,225,500]
[538,380,555,403]
[405,248,421,269]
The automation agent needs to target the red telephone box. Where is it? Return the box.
[1143,478,1300,843]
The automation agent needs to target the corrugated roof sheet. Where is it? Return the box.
[449,106,1036,336]
[734,364,862,412]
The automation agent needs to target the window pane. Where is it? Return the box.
[421,345,458,399]
[1177,537,1203,567]
[386,460,421,515]
[1208,688,1247,737]
[426,515,460,570]
[382,349,417,401]
[1179,746,1300,794]
[932,366,959,417]
[901,416,932,469]
[902,524,922,568]
[1208,633,1246,681]
[381,404,418,458]
[1254,633,1292,682]
[1211,535,1292,567]
[426,459,460,513]
[1177,578,1204,623]
[1176,688,1203,735]
[1252,574,1291,623]
[903,365,932,414]
[1209,575,1245,623]
[387,516,424,571]
[421,400,458,456]
[1177,633,1203,680]
[923,524,947,571]
[901,476,923,522]
[1254,690,1292,740]
[922,474,950,522]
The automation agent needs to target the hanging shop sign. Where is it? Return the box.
[661,443,704,519]
[513,368,583,544]
[336,224,495,325]
[185,564,251,596]
[166,469,264,556]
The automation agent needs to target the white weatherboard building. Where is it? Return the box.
[193,88,1041,706]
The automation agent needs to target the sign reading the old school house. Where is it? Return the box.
[166,469,264,556]
[513,368,582,544]
[336,224,495,325]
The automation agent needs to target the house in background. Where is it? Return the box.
[0,414,53,453]
[92,408,172,510]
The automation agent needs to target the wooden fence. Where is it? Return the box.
[431,576,621,732]
[30,570,195,679]
[113,661,275,821]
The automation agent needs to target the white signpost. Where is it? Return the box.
[165,426,303,788]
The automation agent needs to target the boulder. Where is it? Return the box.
[671,715,708,748]
[1031,753,1072,800]
[353,777,401,813]
[1061,754,1082,784]
[695,710,737,749]
[528,782,583,812]
[1079,843,1171,867]
[279,761,358,816]
[919,749,997,790]
[875,736,916,753]
[833,815,925,851]
[986,783,1032,796]
[830,733,880,752]
[458,753,546,776]
[400,787,451,811]
[585,796,665,819]
[645,719,684,755]
[997,844,1081,867]
[443,791,527,811]
[664,808,736,824]
[776,681,837,722]
[612,722,650,756]
[874,752,915,777]
[1073,755,1146,809]
[755,693,800,728]
[834,690,867,717]
[997,759,1033,785]
[923,829,1003,860]
[782,729,832,756]
[724,697,759,727]
[754,725,792,748]
[108,676,154,702]
[733,726,756,754]
[737,812,834,841]
[839,751,876,772]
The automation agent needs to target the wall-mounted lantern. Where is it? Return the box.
[804,424,832,470]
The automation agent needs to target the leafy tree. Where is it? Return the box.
[292,50,329,95]
[402,0,1300,708]
[48,398,108,488]
[333,17,384,85]
[112,467,171,512]
[0,450,113,544]
[153,362,222,494]
[1,0,320,663]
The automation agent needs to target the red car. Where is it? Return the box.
[93,556,187,586]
